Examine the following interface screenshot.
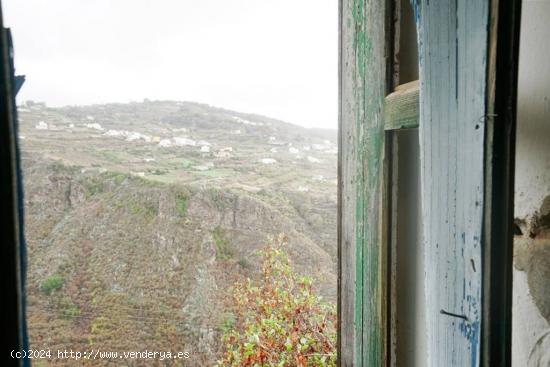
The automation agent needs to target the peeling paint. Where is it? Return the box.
[345,0,386,365]
[514,197,550,325]
[415,1,487,365]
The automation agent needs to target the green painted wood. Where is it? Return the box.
[414,1,489,366]
[340,0,387,365]
[384,80,419,131]
[339,0,362,362]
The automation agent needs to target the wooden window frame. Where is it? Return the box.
[1,25,28,367]
[338,0,521,366]
[0,0,522,366]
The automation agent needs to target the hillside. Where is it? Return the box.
[19,101,337,366]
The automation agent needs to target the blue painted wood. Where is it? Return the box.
[413,1,489,366]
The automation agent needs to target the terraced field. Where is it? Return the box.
[20,100,337,366]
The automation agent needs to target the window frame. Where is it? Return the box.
[338,0,521,365]
[0,0,522,365]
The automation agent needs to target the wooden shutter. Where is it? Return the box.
[339,0,387,365]
[338,0,521,366]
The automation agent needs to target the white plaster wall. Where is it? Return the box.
[513,1,550,365]
[515,0,550,219]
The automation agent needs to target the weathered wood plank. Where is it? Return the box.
[339,0,387,365]
[387,132,399,367]
[414,1,489,366]
[384,80,419,130]
[338,0,358,363]
[339,0,361,363]
[380,132,391,367]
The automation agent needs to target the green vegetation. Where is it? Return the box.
[102,171,127,185]
[208,187,226,210]
[20,100,338,366]
[167,157,193,169]
[81,176,108,196]
[219,312,236,334]
[150,168,168,175]
[90,316,110,335]
[126,197,157,219]
[58,298,80,319]
[212,226,234,260]
[194,169,233,178]
[100,150,124,164]
[49,161,70,173]
[217,234,337,366]
[40,274,64,294]
[175,192,189,217]
[237,256,251,270]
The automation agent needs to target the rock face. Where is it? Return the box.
[19,101,337,366]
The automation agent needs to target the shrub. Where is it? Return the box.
[237,256,251,270]
[220,312,236,334]
[103,171,127,185]
[82,176,105,196]
[151,169,167,176]
[208,187,226,210]
[126,197,157,219]
[58,298,80,319]
[175,192,188,217]
[40,274,64,294]
[217,234,337,366]
[213,226,234,260]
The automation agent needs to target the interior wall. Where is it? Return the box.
[398,0,419,84]
[394,2,424,366]
[395,129,425,367]
[513,1,550,366]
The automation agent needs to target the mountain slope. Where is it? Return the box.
[19,101,337,365]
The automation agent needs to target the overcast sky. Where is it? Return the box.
[2,0,337,129]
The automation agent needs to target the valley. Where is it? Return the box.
[19,100,337,366]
